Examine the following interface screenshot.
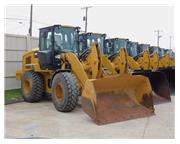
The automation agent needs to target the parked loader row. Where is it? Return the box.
[78,33,174,99]
[102,38,175,93]
[16,25,175,125]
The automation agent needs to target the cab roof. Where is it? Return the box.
[39,24,80,30]
[106,38,129,41]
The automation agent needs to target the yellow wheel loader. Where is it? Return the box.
[149,47,175,93]
[16,25,154,125]
[132,45,173,99]
[102,39,171,103]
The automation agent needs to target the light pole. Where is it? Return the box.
[29,4,33,36]
[81,6,92,33]
[155,30,163,47]
[169,36,172,49]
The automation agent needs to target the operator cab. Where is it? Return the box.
[104,38,129,56]
[38,25,80,69]
[149,46,159,56]
[78,32,106,55]
[160,48,175,58]
[127,41,138,57]
[158,48,165,57]
[137,44,150,54]
[163,49,175,59]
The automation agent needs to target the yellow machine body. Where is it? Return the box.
[101,48,140,75]
[137,50,150,70]
[149,51,175,70]
[131,50,171,101]
[102,48,141,74]
[101,48,171,103]
[159,53,175,68]
[155,52,175,92]
[150,52,159,71]
[16,43,154,125]
[16,48,53,94]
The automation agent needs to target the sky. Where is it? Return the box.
[5,5,174,49]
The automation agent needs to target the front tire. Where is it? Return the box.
[21,71,44,102]
[52,72,80,112]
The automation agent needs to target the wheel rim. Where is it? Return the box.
[23,79,31,95]
[55,83,64,102]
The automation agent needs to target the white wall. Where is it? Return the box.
[4,34,39,90]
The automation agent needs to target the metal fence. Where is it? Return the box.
[4,34,39,90]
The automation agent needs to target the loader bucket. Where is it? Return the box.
[159,68,175,94]
[81,74,154,125]
[133,70,171,104]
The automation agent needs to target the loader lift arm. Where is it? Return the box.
[102,41,171,103]
[62,44,154,125]
[130,46,171,102]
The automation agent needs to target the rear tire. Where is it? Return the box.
[21,71,44,102]
[52,72,79,112]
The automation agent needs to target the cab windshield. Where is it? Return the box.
[40,26,78,54]
[114,39,128,52]
[158,48,165,57]
[87,34,105,52]
[54,26,78,53]
[127,42,138,57]
[104,41,113,55]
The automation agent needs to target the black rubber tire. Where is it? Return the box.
[21,71,44,102]
[52,72,80,112]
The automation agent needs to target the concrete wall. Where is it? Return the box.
[5,34,39,90]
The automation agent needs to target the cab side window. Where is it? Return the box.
[40,30,52,51]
